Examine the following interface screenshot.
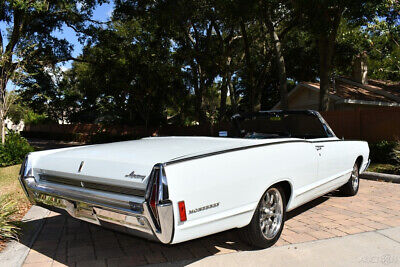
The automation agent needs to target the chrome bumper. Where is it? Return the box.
[19,176,174,244]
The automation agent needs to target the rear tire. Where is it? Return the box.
[239,185,286,248]
[340,163,360,196]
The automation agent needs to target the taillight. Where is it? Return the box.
[150,169,160,223]
[146,164,169,229]
[178,201,187,222]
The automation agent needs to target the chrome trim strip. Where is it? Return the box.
[295,169,352,197]
[25,177,139,211]
[18,156,30,197]
[310,140,356,143]
[314,111,336,137]
[40,174,146,197]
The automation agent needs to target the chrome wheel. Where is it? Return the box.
[259,188,283,240]
[351,165,359,191]
[340,162,360,196]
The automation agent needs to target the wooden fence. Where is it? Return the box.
[22,122,231,143]
[321,107,400,142]
[23,108,400,143]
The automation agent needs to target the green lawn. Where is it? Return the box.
[0,165,31,250]
[0,165,31,219]
[368,163,400,175]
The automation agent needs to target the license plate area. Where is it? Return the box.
[75,202,96,220]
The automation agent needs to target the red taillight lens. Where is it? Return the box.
[150,173,159,221]
[178,201,187,222]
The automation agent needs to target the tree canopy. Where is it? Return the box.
[7,0,399,127]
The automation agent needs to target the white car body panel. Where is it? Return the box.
[19,112,370,245]
[165,137,369,243]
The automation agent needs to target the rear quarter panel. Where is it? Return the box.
[345,140,370,172]
[164,141,319,244]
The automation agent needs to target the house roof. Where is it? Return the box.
[331,80,399,103]
[273,77,400,109]
[368,79,400,98]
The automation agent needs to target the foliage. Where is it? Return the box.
[369,141,400,164]
[7,102,26,124]
[0,164,31,246]
[8,97,54,126]
[292,0,397,110]
[368,163,400,175]
[0,132,34,167]
[336,17,400,81]
[0,0,108,129]
[23,110,53,126]
[0,196,21,241]
[12,0,400,124]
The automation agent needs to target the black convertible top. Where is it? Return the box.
[231,110,335,139]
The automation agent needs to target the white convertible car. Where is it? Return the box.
[19,110,369,248]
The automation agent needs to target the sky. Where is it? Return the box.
[56,1,115,69]
[0,1,115,70]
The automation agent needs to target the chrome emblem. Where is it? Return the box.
[78,161,84,173]
[189,202,220,214]
[125,171,146,180]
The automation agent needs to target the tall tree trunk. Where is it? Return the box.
[219,77,227,121]
[0,74,7,145]
[265,17,288,110]
[219,55,234,121]
[318,10,342,111]
[228,81,237,113]
[318,36,331,111]
[212,23,238,118]
[240,20,258,112]
[195,65,208,125]
[1,118,5,145]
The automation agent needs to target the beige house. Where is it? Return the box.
[273,77,400,111]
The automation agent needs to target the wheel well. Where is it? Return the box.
[356,156,363,169]
[274,181,292,205]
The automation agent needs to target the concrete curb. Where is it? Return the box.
[360,171,400,184]
[0,206,50,267]
[149,227,400,267]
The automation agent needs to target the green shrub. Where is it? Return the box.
[0,132,34,167]
[0,197,21,241]
[369,141,400,164]
[369,163,400,175]
[23,110,54,126]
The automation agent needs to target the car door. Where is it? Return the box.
[312,137,350,184]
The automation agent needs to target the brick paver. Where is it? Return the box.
[22,180,400,266]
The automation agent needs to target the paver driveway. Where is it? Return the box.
[23,179,400,267]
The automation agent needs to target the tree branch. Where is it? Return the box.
[278,17,298,40]
[185,24,196,47]
[5,8,24,56]
[56,57,96,64]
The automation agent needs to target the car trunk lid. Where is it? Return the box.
[33,136,268,190]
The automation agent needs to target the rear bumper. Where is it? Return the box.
[19,175,174,244]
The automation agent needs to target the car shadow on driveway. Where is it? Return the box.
[20,194,332,266]
[286,195,330,221]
